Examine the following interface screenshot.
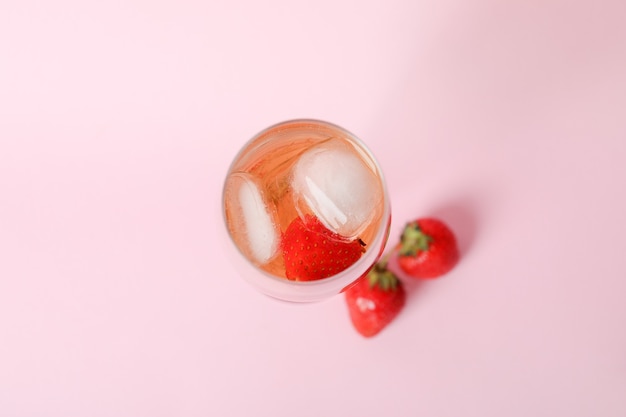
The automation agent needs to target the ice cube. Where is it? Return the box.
[291,139,382,238]
[224,173,279,265]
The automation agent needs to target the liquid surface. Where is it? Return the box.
[223,121,385,279]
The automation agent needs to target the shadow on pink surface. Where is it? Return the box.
[430,197,481,259]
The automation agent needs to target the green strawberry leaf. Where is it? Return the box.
[400,221,432,256]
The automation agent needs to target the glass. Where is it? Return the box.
[221,119,391,302]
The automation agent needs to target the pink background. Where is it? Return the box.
[1,0,626,416]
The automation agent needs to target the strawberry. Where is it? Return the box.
[281,214,364,281]
[397,217,459,279]
[345,262,406,337]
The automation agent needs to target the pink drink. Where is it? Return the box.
[222,120,390,301]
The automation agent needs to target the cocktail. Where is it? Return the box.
[222,120,390,302]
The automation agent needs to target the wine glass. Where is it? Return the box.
[221,119,390,302]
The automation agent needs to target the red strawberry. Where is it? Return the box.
[281,214,364,281]
[397,217,459,279]
[345,263,406,337]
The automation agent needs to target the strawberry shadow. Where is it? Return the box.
[429,196,481,259]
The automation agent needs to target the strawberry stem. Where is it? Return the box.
[399,221,432,256]
[367,251,399,291]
